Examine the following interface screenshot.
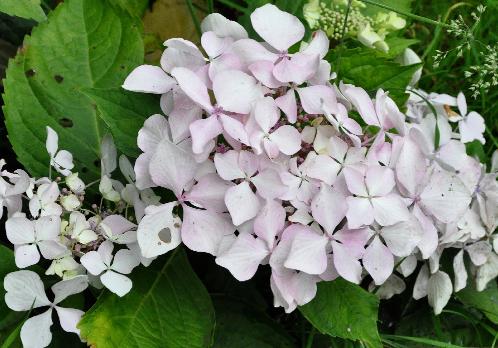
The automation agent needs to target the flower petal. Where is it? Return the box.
[4,270,50,311]
[363,236,393,285]
[100,270,133,297]
[21,309,53,348]
[122,65,176,94]
[225,181,261,226]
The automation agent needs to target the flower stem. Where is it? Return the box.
[185,0,202,39]
[358,0,450,28]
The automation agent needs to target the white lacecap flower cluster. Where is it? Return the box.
[1,4,497,347]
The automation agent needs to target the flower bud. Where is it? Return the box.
[61,194,81,211]
[65,173,85,194]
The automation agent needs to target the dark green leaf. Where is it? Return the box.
[465,140,488,163]
[0,0,46,22]
[3,0,144,180]
[299,279,381,348]
[456,286,498,324]
[83,88,161,158]
[78,248,215,348]
[213,296,296,348]
[330,47,421,106]
[109,0,149,17]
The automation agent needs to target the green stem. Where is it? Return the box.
[185,0,202,39]
[305,327,316,348]
[215,0,249,13]
[358,0,450,27]
[207,0,214,13]
[422,2,472,60]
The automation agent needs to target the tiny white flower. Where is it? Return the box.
[65,173,85,194]
[6,215,67,268]
[29,182,62,218]
[46,126,74,177]
[60,194,81,212]
[80,241,140,297]
[4,271,88,348]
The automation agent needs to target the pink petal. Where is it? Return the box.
[122,65,176,94]
[149,138,200,197]
[341,84,379,126]
[185,173,233,212]
[302,30,329,59]
[219,114,250,145]
[171,67,213,112]
[213,70,261,114]
[365,166,395,196]
[269,125,301,155]
[331,240,362,284]
[273,53,320,85]
[214,150,245,180]
[201,13,248,40]
[225,182,261,225]
[363,236,394,285]
[182,206,235,256]
[275,89,297,123]
[297,85,337,115]
[215,233,269,281]
[284,225,329,274]
[254,97,279,132]
[306,154,341,185]
[371,194,410,226]
[137,114,170,153]
[311,183,346,234]
[343,167,368,196]
[346,197,374,229]
[249,61,283,88]
[252,169,287,200]
[190,115,223,154]
[250,4,304,52]
[253,199,286,248]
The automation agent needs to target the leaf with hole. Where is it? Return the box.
[2,0,144,180]
[82,88,161,158]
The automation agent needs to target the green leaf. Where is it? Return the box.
[212,296,296,348]
[380,37,419,58]
[456,286,498,324]
[330,47,421,106]
[299,279,381,348]
[2,0,144,180]
[109,0,149,17]
[83,88,161,158]
[465,140,488,163]
[0,0,46,22]
[78,248,215,348]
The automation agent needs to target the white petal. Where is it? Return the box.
[45,126,58,157]
[453,250,467,292]
[21,309,53,348]
[181,207,235,256]
[137,202,182,258]
[427,271,452,315]
[15,244,40,268]
[149,138,200,197]
[55,307,84,335]
[225,182,261,226]
[284,226,329,275]
[420,169,471,223]
[6,216,35,245]
[100,270,133,297]
[380,217,423,257]
[413,264,429,300]
[51,275,88,305]
[269,126,301,156]
[363,236,393,285]
[201,13,248,39]
[371,194,410,226]
[212,70,261,114]
[4,270,50,311]
[311,184,346,234]
[80,251,107,276]
[215,233,269,281]
[111,249,140,275]
[250,4,304,52]
[466,241,492,266]
[122,65,175,94]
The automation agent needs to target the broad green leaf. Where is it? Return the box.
[456,286,498,324]
[330,47,421,106]
[78,248,215,348]
[212,296,296,348]
[380,37,419,58]
[83,88,161,158]
[3,0,144,180]
[361,0,413,17]
[299,279,381,348]
[109,0,149,17]
[0,0,46,22]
